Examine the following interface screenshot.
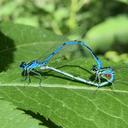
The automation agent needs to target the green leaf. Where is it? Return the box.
[0,23,128,128]
[0,100,47,128]
[116,0,128,4]
[14,17,39,27]
[0,22,67,72]
[0,1,18,16]
[85,16,128,52]
[0,79,128,128]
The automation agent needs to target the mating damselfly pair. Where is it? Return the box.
[20,40,115,87]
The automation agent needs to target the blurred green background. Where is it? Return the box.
[0,0,128,63]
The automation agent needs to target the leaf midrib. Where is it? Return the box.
[0,84,128,94]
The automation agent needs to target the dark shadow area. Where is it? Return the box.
[93,39,128,55]
[19,109,62,128]
[96,35,128,54]
[0,31,16,72]
[111,42,128,54]
[110,35,128,53]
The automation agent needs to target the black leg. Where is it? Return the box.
[31,70,42,85]
[28,73,31,84]
[21,70,28,82]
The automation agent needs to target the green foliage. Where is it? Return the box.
[105,51,128,63]
[0,23,128,128]
[0,0,128,127]
[0,0,128,35]
[85,16,128,52]
[1,0,128,56]
[0,100,47,128]
[0,22,67,72]
[117,0,128,4]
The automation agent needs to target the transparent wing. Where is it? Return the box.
[43,41,97,69]
[36,41,98,81]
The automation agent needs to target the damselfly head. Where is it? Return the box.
[101,67,115,82]
[20,62,27,69]
[92,65,98,71]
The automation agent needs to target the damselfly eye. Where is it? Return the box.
[104,74,112,79]
[92,65,98,71]
[20,61,26,68]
